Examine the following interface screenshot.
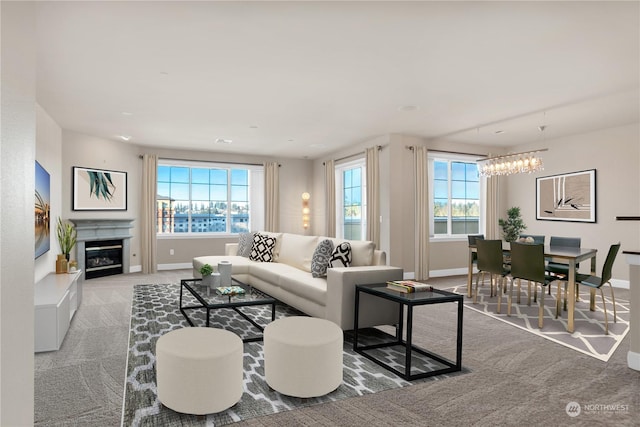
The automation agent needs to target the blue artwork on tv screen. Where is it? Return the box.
[35,161,51,259]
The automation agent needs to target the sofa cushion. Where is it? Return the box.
[328,238,375,266]
[311,239,334,278]
[329,242,351,268]
[250,233,277,262]
[277,233,319,272]
[237,232,255,257]
[193,256,252,276]
[249,262,302,286]
[279,271,327,307]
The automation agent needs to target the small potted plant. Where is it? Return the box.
[498,207,527,242]
[199,263,215,287]
[56,217,77,261]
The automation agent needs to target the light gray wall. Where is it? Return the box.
[55,136,315,268]
[1,2,36,424]
[504,123,640,281]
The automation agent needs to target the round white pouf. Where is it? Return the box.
[156,327,243,415]
[264,316,343,398]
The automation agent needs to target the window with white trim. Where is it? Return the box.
[429,154,482,237]
[335,158,367,240]
[157,160,264,235]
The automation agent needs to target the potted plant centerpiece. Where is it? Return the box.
[498,207,527,242]
[56,218,77,273]
[199,263,215,288]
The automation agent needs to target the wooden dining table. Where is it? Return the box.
[467,243,598,333]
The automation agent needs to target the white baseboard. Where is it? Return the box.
[610,278,629,289]
[158,262,193,271]
[429,268,469,278]
[129,265,142,273]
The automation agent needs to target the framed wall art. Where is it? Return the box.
[35,161,51,258]
[73,166,127,211]
[536,169,596,223]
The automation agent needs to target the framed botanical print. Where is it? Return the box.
[73,166,127,211]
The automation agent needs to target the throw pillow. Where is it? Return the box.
[311,239,334,278]
[328,241,352,268]
[237,232,255,257]
[249,233,277,262]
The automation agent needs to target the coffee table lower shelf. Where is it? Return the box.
[179,278,276,343]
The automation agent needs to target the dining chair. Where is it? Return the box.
[547,236,581,307]
[468,234,484,281]
[474,239,510,310]
[572,243,621,335]
[509,242,563,328]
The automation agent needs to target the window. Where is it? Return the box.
[430,154,481,237]
[335,158,367,240]
[157,160,264,235]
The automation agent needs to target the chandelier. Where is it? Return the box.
[477,148,547,177]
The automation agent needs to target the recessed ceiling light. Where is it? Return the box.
[121,112,133,116]
[119,135,132,141]
[309,143,325,148]
[249,125,258,129]
[160,71,169,76]
[215,138,232,144]
[398,105,419,112]
[288,139,294,142]
[494,130,505,134]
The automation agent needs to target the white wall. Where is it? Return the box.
[0,2,36,424]
[35,105,62,281]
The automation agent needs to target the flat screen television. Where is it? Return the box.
[35,161,51,259]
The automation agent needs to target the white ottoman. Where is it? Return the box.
[264,316,343,398]
[156,327,243,414]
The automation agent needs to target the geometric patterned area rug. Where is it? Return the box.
[122,283,465,426]
[450,282,630,362]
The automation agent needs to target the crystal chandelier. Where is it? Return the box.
[477,148,547,177]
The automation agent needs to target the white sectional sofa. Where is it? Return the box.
[193,232,403,330]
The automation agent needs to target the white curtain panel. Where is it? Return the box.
[141,154,158,274]
[365,146,380,248]
[413,147,430,280]
[485,176,501,239]
[324,159,336,237]
[264,162,280,232]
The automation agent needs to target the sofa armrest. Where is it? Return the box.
[326,266,403,330]
[226,243,239,256]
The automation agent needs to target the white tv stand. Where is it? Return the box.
[34,270,83,352]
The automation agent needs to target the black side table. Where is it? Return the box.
[353,284,463,381]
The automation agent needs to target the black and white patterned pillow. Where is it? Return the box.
[237,232,255,258]
[249,233,277,262]
[311,239,335,278]
[328,242,351,268]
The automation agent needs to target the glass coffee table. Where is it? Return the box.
[179,278,276,342]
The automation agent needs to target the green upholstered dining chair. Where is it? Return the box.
[468,234,485,287]
[572,243,621,335]
[474,239,510,311]
[547,236,581,307]
[509,242,563,328]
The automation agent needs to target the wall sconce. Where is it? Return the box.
[302,192,310,229]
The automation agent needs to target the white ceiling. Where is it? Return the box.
[35,1,640,159]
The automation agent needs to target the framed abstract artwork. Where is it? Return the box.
[35,161,51,258]
[73,166,127,211]
[536,169,596,223]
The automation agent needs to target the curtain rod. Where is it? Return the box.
[323,145,383,165]
[405,146,487,157]
[139,155,274,166]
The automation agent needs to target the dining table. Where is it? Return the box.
[467,242,598,333]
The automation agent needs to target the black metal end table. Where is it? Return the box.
[353,283,463,381]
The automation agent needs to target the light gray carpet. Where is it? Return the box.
[455,282,630,361]
[35,271,639,426]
